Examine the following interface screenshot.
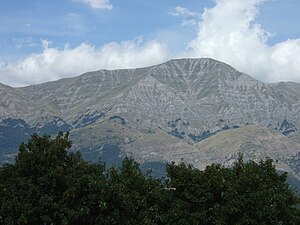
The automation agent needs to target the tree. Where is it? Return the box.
[103,158,168,225]
[0,133,109,225]
[164,156,300,225]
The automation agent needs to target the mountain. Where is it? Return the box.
[0,58,299,180]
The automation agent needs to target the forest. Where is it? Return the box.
[0,133,299,225]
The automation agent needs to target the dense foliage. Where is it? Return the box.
[0,133,299,224]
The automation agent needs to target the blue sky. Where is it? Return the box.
[0,0,300,86]
[0,0,210,58]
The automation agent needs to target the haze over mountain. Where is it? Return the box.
[0,58,299,182]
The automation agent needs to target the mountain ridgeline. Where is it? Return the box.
[0,58,300,182]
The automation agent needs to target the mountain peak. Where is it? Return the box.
[162,58,236,71]
[1,58,300,185]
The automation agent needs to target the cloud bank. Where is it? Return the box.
[0,38,168,86]
[73,0,112,10]
[186,0,300,83]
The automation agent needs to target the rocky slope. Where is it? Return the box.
[0,58,299,180]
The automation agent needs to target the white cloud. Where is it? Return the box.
[0,38,168,86]
[186,0,300,83]
[12,37,37,49]
[169,6,200,27]
[169,6,199,18]
[270,39,300,82]
[73,0,112,10]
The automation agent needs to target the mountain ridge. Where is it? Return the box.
[0,57,299,184]
[1,58,299,137]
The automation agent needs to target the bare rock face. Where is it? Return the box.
[4,58,299,134]
[0,58,299,181]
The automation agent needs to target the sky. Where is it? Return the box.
[0,0,300,86]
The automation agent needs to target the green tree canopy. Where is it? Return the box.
[0,133,109,224]
[0,133,299,224]
[164,156,300,225]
